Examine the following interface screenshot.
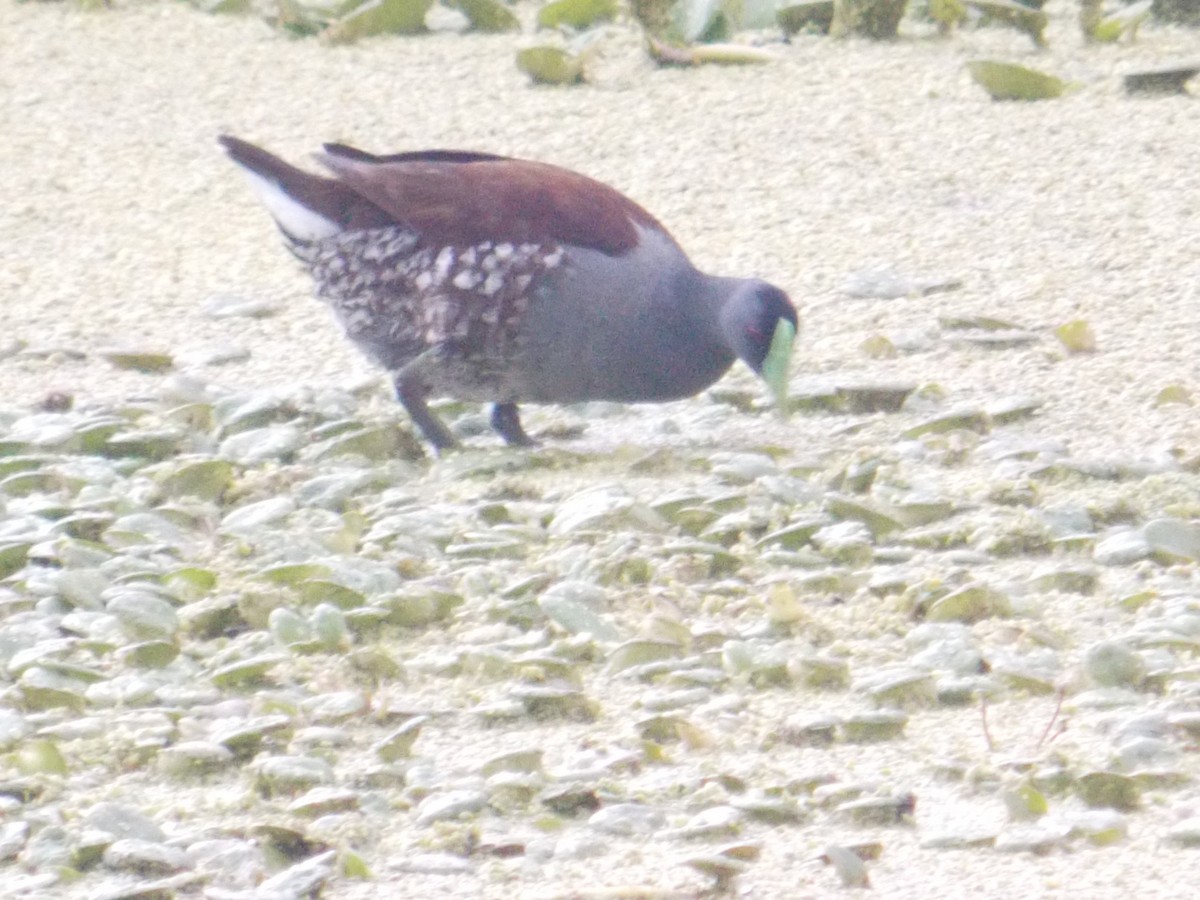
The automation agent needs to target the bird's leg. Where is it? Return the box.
[392,366,459,452]
[490,402,537,447]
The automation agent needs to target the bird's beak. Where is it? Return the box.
[762,319,795,415]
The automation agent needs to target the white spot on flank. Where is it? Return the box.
[482,271,505,296]
[414,270,433,291]
[494,243,514,260]
[236,169,340,242]
[435,247,455,282]
[343,308,372,334]
[453,270,480,290]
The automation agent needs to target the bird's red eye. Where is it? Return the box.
[746,326,764,342]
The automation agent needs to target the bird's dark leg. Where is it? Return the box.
[491,402,536,447]
[392,371,459,452]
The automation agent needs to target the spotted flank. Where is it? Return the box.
[295,226,563,368]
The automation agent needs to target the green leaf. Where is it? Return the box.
[273,0,328,36]
[761,318,795,412]
[1003,782,1048,820]
[777,1,834,35]
[323,0,433,43]
[16,739,69,776]
[516,47,584,85]
[194,0,252,13]
[341,848,373,879]
[0,542,31,579]
[967,60,1071,102]
[689,42,776,64]
[536,0,618,29]
[99,349,175,374]
[1055,319,1096,353]
[451,0,520,31]
[1091,0,1152,42]
[929,0,966,29]
[1154,384,1193,407]
[157,459,234,502]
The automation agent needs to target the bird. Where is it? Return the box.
[218,135,798,452]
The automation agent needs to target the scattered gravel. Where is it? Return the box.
[1,2,1199,899]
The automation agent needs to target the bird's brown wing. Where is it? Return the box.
[318,145,673,258]
[219,135,395,233]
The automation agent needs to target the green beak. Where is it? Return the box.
[761,318,795,415]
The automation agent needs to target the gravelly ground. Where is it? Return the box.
[2,1,1199,897]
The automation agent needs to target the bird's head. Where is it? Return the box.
[721,280,798,411]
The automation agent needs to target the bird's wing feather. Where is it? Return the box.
[318,145,673,257]
[219,135,395,235]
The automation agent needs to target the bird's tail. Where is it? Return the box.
[218,135,391,243]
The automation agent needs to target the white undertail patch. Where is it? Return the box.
[234,167,341,242]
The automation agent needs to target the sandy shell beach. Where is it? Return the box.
[2,1,1199,897]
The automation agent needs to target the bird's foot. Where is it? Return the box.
[491,402,537,447]
[394,374,460,452]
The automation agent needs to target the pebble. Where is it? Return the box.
[0,821,29,862]
[102,838,189,875]
[1166,817,1200,847]
[202,294,280,319]
[1083,640,1147,689]
[85,803,165,843]
[587,804,666,836]
[993,825,1067,854]
[1093,529,1152,566]
[665,805,743,840]
[186,838,264,889]
[415,790,488,825]
[395,852,475,874]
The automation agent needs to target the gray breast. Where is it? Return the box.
[511,228,735,404]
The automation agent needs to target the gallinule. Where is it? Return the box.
[220,136,797,451]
